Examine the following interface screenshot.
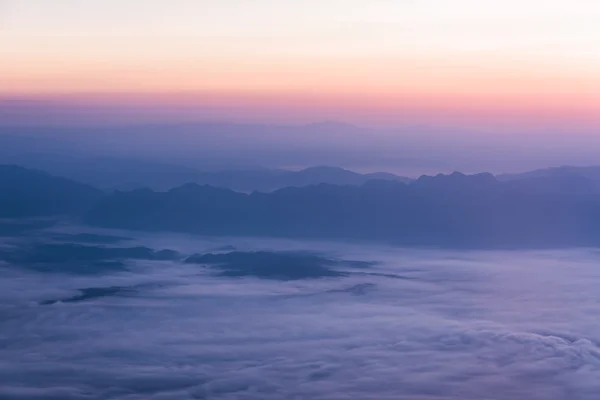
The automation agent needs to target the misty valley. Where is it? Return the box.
[2,164,600,399]
[2,218,600,399]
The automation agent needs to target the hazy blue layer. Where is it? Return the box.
[1,228,600,399]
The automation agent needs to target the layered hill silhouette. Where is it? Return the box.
[4,164,600,248]
[85,171,600,248]
[0,151,410,191]
[147,165,411,193]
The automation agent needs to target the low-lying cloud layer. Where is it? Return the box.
[1,226,600,399]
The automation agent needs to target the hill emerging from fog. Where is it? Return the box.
[86,172,600,248]
[4,164,600,248]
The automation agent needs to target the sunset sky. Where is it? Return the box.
[1,0,600,130]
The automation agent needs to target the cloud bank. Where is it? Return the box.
[1,229,600,399]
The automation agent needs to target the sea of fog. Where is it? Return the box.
[2,223,600,399]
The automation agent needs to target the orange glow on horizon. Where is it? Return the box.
[2,0,600,130]
[3,89,599,132]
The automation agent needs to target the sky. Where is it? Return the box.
[1,0,600,131]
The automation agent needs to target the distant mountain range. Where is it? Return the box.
[4,164,600,248]
[0,152,411,192]
[499,165,600,190]
[187,165,412,193]
[85,170,600,248]
[4,119,600,179]
[0,121,431,179]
